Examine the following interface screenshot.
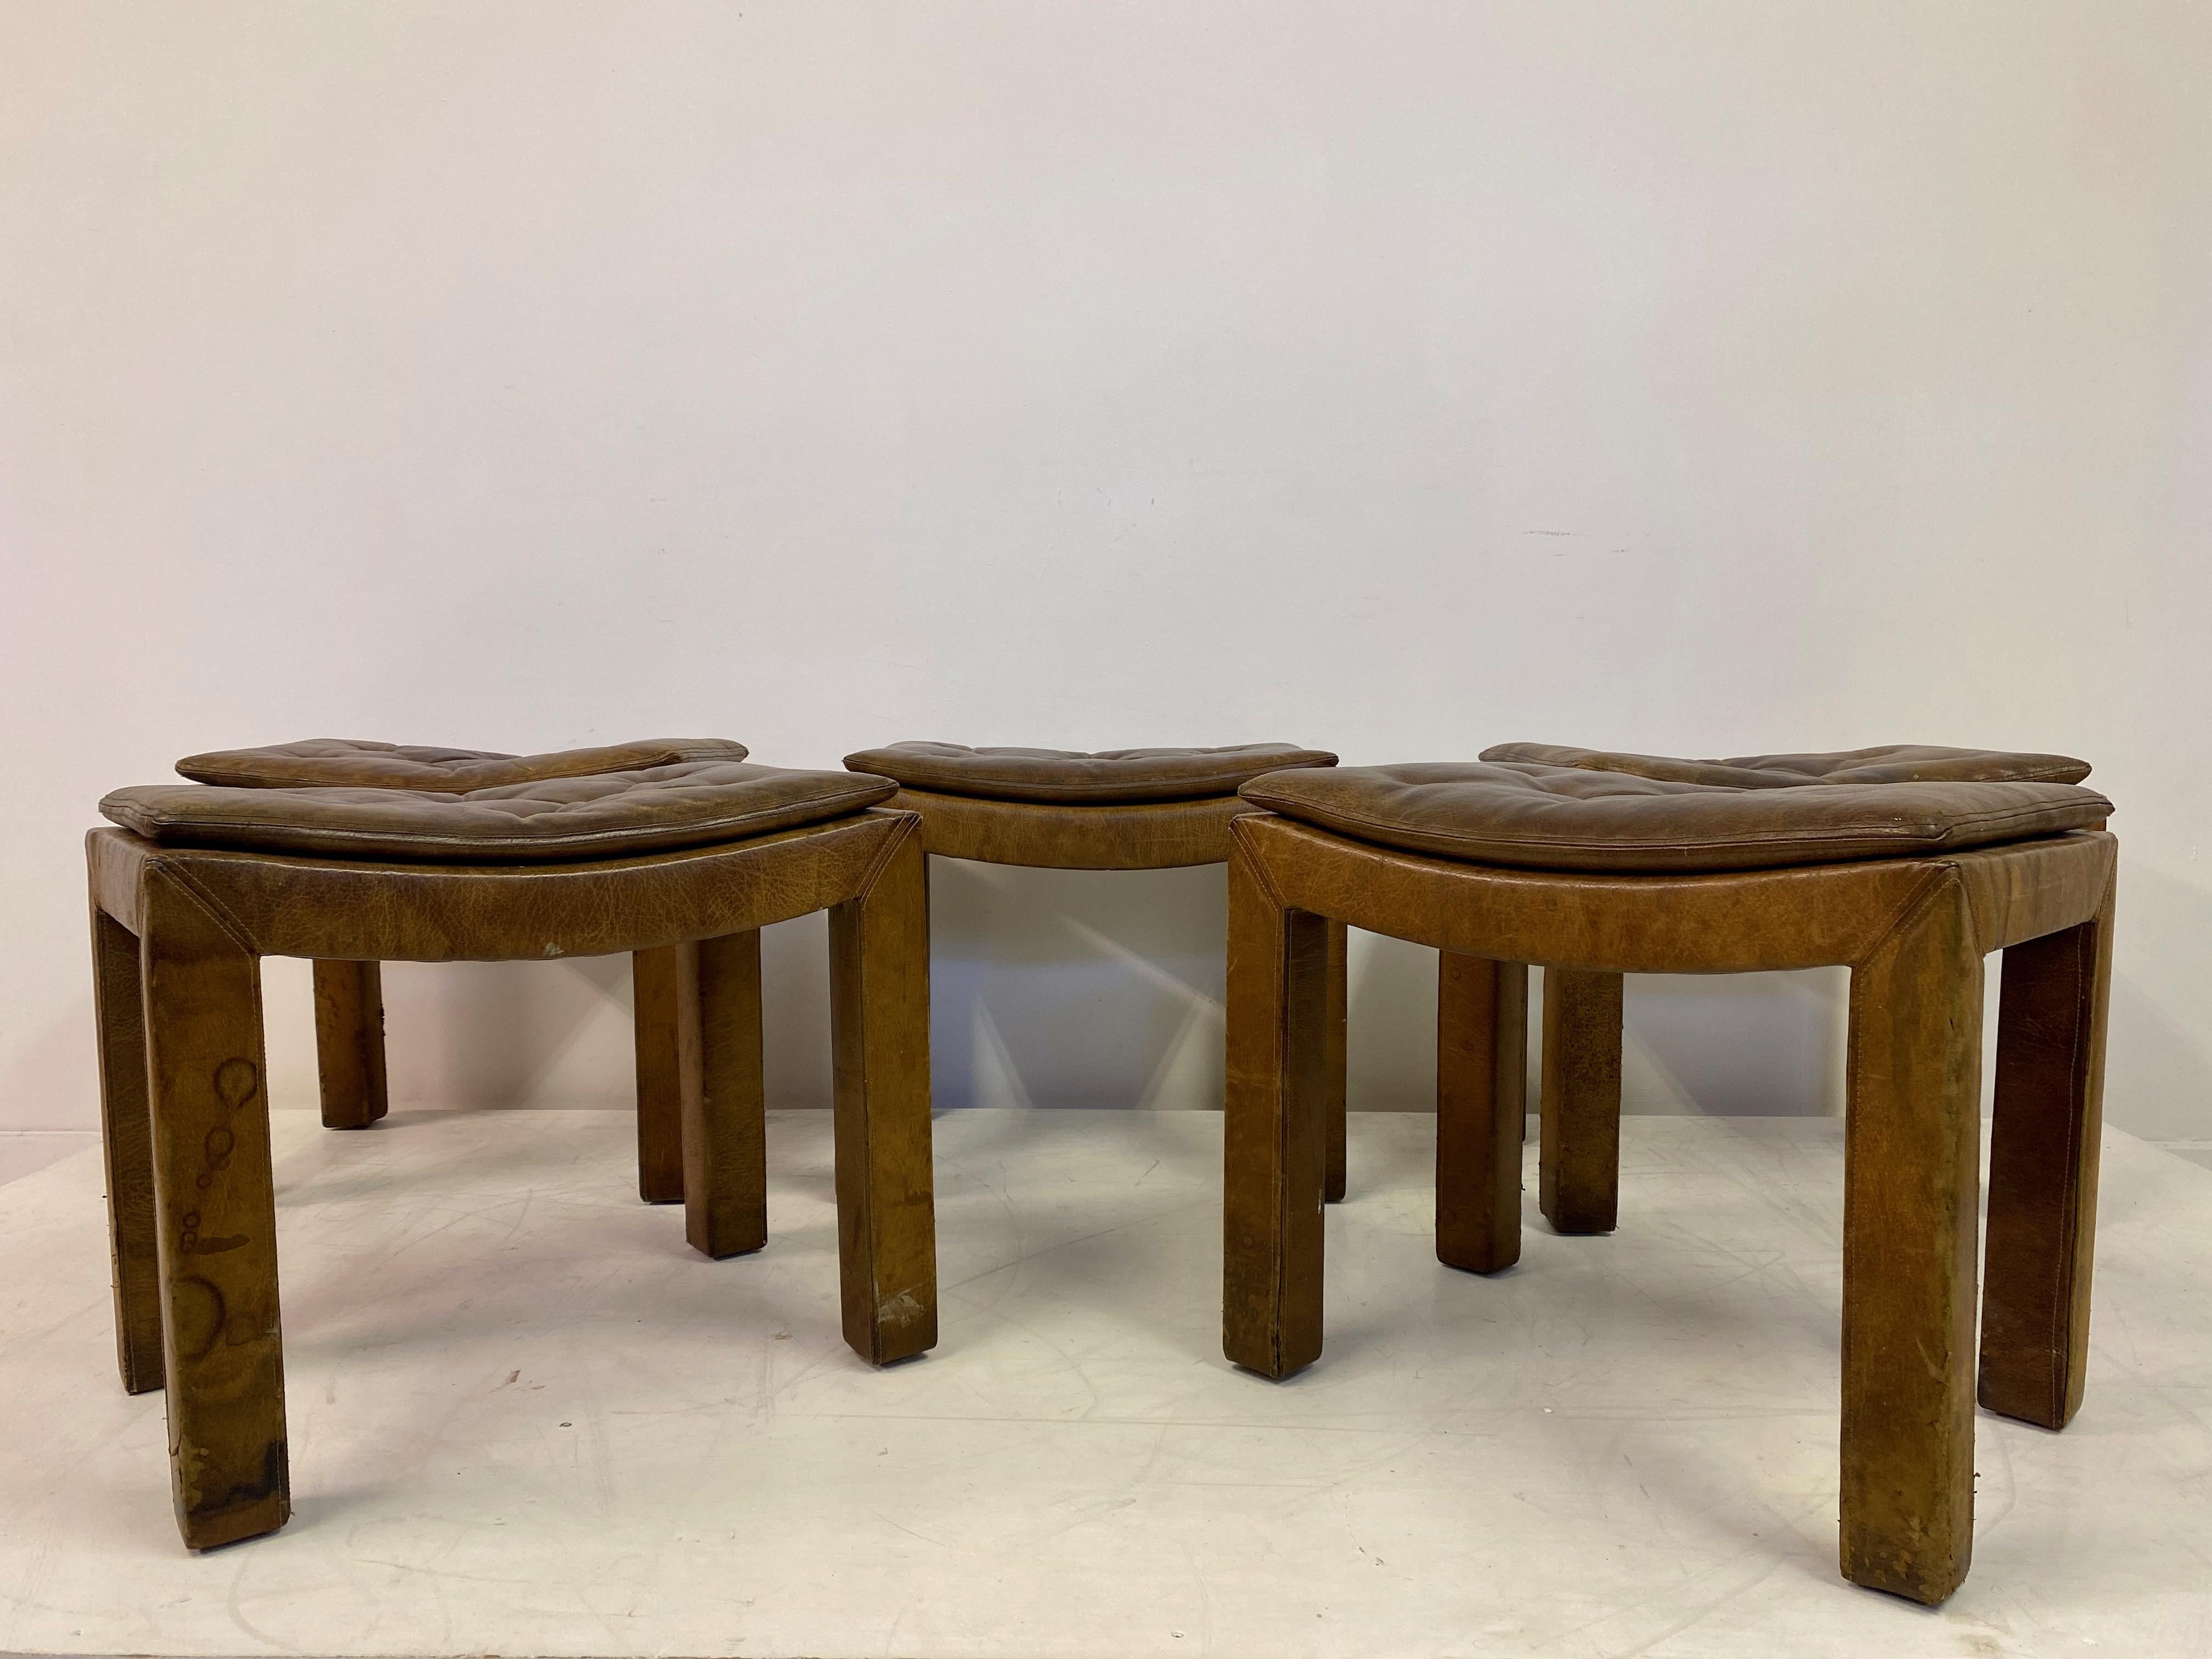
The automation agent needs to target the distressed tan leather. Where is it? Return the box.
[102,762,895,863]
[1240,761,2111,873]
[842,741,1336,805]
[176,737,751,791]
[1480,742,2091,788]
[89,803,936,1549]
[1221,806,2118,1605]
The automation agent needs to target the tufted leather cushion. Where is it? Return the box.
[175,737,751,792]
[841,741,1337,805]
[103,762,894,863]
[1479,742,2091,788]
[1240,761,2112,873]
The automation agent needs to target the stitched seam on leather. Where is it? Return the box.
[2046,916,2092,1423]
[853,810,920,901]
[155,862,259,957]
[1229,814,1291,911]
[1848,865,1955,970]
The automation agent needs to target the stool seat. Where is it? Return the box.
[1480,741,2091,788]
[175,736,752,791]
[841,740,1336,804]
[88,765,934,1549]
[101,761,895,862]
[1240,760,2110,873]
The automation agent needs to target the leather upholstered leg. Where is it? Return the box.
[1221,836,1330,1380]
[311,961,387,1130]
[1839,875,1982,1605]
[1435,952,1528,1274]
[140,869,290,1550]
[1323,918,1348,1204]
[677,932,768,1260]
[93,901,163,1396]
[632,945,687,1203]
[1979,876,2115,1429]
[1539,967,1623,1234]
[828,823,937,1366]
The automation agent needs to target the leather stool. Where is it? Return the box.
[172,737,752,1204]
[1478,743,2097,1235]
[90,758,933,1548]
[1220,758,2114,1603]
[840,742,1357,1193]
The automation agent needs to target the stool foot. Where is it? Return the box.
[1222,834,1329,1380]
[678,932,768,1260]
[1980,876,2115,1429]
[93,902,163,1395]
[1839,874,1980,1604]
[633,946,687,1203]
[1323,919,1348,1203]
[1539,968,1622,1235]
[312,961,387,1130]
[1436,953,1528,1273]
[830,822,938,1366]
[142,870,290,1549]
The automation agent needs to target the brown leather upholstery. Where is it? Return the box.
[176,737,751,791]
[841,741,1336,804]
[1240,761,2111,873]
[102,761,895,862]
[1219,800,2117,1604]
[89,801,935,1548]
[1480,742,2091,788]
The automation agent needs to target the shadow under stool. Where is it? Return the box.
[172,737,753,1203]
[1221,757,2115,1605]
[91,757,932,1549]
[1476,742,2097,1237]
[840,741,1359,1195]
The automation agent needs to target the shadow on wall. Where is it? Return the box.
[927,861,1229,1110]
[1623,969,1848,1116]
[262,928,846,1113]
[1347,936,1848,1116]
[2101,861,2212,1144]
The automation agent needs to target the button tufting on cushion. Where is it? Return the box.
[1239,761,2112,873]
[175,737,752,792]
[1479,742,2091,788]
[103,761,894,862]
[841,741,1337,805]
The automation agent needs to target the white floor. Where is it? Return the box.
[2,1109,2209,1659]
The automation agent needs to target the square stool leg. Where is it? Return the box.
[140,870,290,1549]
[1323,919,1348,1203]
[1840,875,1982,1605]
[92,901,163,1396]
[1435,952,1529,1273]
[633,945,688,1203]
[1221,837,1330,1380]
[1979,875,2115,1429]
[829,825,937,1366]
[311,961,387,1130]
[677,931,768,1260]
[1539,967,1623,1234]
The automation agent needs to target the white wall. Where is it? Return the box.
[3,2,2207,1137]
